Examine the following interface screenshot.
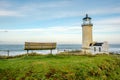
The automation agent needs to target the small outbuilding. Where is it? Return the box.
[90,41,109,54]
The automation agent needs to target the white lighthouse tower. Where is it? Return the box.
[81,14,93,53]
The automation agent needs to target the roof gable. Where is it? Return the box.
[90,43,103,46]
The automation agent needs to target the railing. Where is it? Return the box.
[0,49,119,57]
[82,23,93,26]
[0,49,81,56]
[0,50,10,56]
[0,50,26,57]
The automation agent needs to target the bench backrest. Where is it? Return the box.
[24,42,56,50]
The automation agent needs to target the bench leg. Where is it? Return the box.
[27,50,29,55]
[50,49,52,54]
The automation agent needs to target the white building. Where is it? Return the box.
[90,42,109,54]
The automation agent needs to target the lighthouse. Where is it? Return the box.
[81,14,93,53]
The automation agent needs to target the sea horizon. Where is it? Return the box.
[0,44,120,56]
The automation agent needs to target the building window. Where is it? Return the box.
[94,47,96,52]
[99,47,101,52]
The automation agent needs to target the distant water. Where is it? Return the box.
[0,44,120,56]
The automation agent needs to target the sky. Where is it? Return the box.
[0,0,120,44]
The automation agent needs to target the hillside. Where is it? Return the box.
[0,54,120,80]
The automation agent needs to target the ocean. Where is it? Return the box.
[0,44,120,56]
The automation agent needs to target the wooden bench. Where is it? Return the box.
[24,42,56,54]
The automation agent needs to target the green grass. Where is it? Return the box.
[0,54,120,80]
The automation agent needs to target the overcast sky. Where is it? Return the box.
[0,0,120,44]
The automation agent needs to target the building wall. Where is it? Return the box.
[82,25,93,49]
[102,41,109,52]
[90,46,103,54]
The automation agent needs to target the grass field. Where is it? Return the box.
[0,53,120,80]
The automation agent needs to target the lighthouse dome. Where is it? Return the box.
[83,14,91,20]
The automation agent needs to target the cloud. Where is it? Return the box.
[0,1,12,9]
[0,26,81,33]
[94,33,120,44]
[0,25,82,44]
[94,17,120,25]
[16,0,82,19]
[0,0,72,16]
[0,1,23,16]
[87,6,120,16]
[0,0,119,19]
[0,10,23,16]
[92,17,120,33]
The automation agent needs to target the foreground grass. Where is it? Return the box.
[0,54,120,80]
